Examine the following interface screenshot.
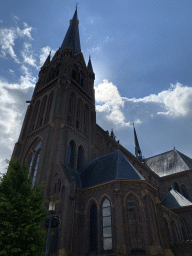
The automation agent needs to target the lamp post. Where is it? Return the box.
[45,196,61,256]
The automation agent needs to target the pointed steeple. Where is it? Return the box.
[133,123,142,161]
[42,51,51,67]
[87,55,93,71]
[60,7,81,54]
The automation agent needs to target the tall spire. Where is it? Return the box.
[87,55,93,71]
[60,7,81,54]
[133,123,142,161]
[42,51,51,67]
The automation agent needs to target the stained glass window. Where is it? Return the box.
[32,151,41,186]
[102,199,112,250]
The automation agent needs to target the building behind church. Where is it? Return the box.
[11,7,192,256]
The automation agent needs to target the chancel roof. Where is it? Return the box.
[79,150,144,188]
[161,188,192,209]
[145,149,192,177]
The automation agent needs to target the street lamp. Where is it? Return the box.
[45,196,61,256]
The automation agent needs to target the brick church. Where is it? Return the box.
[12,7,192,256]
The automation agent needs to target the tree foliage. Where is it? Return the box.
[0,157,49,255]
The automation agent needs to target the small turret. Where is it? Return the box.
[87,55,93,71]
[133,123,143,161]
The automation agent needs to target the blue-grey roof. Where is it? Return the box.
[145,149,192,177]
[161,188,192,209]
[60,163,82,188]
[60,8,81,54]
[79,150,145,188]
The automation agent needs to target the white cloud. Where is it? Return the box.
[0,20,3,23]
[21,42,37,67]
[126,83,192,117]
[9,69,14,73]
[0,65,36,174]
[0,28,19,62]
[95,79,131,128]
[91,46,100,52]
[0,23,33,63]
[39,46,56,66]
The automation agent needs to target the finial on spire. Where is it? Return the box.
[76,3,79,9]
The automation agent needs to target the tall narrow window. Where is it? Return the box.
[27,154,34,177]
[173,182,180,193]
[27,140,42,186]
[32,151,41,186]
[36,96,47,128]
[90,202,98,253]
[44,91,54,125]
[67,141,75,168]
[102,199,112,251]
[29,101,40,132]
[77,145,84,171]
[127,196,143,250]
[181,185,189,199]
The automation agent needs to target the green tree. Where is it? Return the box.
[0,157,49,255]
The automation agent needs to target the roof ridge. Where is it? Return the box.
[146,149,176,160]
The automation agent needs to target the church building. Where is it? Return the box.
[12,7,192,256]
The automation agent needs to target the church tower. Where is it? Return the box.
[12,6,96,181]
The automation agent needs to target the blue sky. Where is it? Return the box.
[1,0,192,175]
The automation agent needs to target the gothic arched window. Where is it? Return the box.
[29,100,40,132]
[127,196,143,250]
[173,182,180,193]
[32,151,41,186]
[44,91,54,125]
[27,140,42,186]
[102,199,112,251]
[36,96,47,129]
[181,185,189,199]
[67,140,75,168]
[77,145,84,171]
[90,202,98,253]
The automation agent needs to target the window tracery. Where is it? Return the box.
[102,199,112,251]
[27,140,42,186]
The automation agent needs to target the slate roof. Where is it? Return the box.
[79,150,145,189]
[145,149,192,177]
[161,188,192,209]
[60,8,81,54]
[60,163,82,188]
